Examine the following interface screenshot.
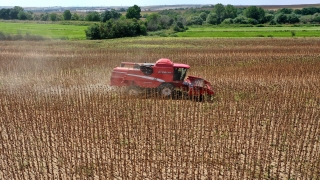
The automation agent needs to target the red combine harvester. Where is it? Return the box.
[110,58,214,101]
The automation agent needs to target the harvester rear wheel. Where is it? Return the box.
[127,86,141,97]
[158,83,174,98]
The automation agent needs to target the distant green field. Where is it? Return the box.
[0,21,88,40]
[1,21,320,39]
[177,26,320,37]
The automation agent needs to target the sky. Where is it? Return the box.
[1,0,319,7]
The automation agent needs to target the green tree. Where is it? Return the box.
[18,11,33,20]
[101,9,121,22]
[33,14,41,20]
[312,13,320,23]
[302,7,320,15]
[0,9,11,20]
[278,8,293,14]
[187,16,203,25]
[233,15,249,24]
[126,5,141,19]
[17,11,27,20]
[40,13,49,21]
[56,14,64,21]
[275,13,287,24]
[71,13,79,20]
[85,19,147,39]
[299,15,313,24]
[172,21,186,32]
[269,19,276,25]
[100,20,115,38]
[221,18,233,24]
[159,15,173,29]
[63,10,72,20]
[86,12,100,21]
[248,18,259,25]
[146,13,161,31]
[244,6,265,23]
[264,14,274,23]
[237,8,245,16]
[175,15,187,27]
[224,4,237,19]
[294,9,302,14]
[50,13,58,21]
[206,13,218,24]
[199,12,207,21]
[79,14,85,21]
[287,14,300,24]
[85,23,101,39]
[213,3,225,24]
[9,6,24,19]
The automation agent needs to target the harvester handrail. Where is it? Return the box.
[121,62,140,69]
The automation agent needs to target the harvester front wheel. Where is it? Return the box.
[158,83,174,98]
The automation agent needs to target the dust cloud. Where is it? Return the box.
[0,41,117,96]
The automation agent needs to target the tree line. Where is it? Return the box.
[0,6,76,21]
[85,5,187,39]
[180,4,320,25]
[1,5,320,39]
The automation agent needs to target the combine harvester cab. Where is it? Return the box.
[110,58,214,101]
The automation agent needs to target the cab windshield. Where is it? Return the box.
[173,68,188,81]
